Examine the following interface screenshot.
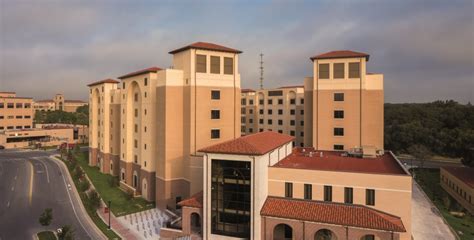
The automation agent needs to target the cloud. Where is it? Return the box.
[0,1,472,103]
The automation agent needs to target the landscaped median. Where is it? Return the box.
[57,151,121,240]
[412,168,474,240]
[37,231,56,240]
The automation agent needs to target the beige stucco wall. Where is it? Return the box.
[267,165,412,240]
[0,127,74,149]
[0,96,34,130]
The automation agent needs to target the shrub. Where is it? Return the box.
[73,166,83,179]
[39,208,53,226]
[78,180,90,192]
[88,190,101,211]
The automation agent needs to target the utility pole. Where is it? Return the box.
[259,53,264,90]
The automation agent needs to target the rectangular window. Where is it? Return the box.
[259,119,263,124]
[300,131,304,137]
[334,128,344,136]
[278,99,283,105]
[241,98,247,105]
[134,93,138,102]
[324,186,332,202]
[290,99,296,104]
[334,93,344,101]
[211,90,220,100]
[300,110,304,115]
[259,99,264,105]
[267,109,272,115]
[210,56,220,74]
[144,77,148,86]
[278,120,283,125]
[15,116,22,119]
[224,57,233,75]
[7,103,14,108]
[334,63,345,79]
[267,99,273,105]
[366,189,375,206]
[249,118,253,124]
[249,100,254,105]
[290,131,295,136]
[278,130,283,133]
[334,110,344,119]
[249,128,253,133]
[134,124,138,132]
[285,182,293,198]
[134,140,138,148]
[0,103,3,108]
[134,109,138,117]
[304,184,312,200]
[259,109,263,114]
[211,129,220,139]
[344,187,353,204]
[16,103,23,108]
[134,155,138,163]
[268,90,283,96]
[290,120,295,126]
[241,108,245,114]
[211,110,220,119]
[319,63,330,79]
[300,99,304,104]
[249,109,253,114]
[196,54,207,73]
[267,119,272,125]
[334,144,344,150]
[349,62,360,78]
[290,109,295,115]
[278,109,283,115]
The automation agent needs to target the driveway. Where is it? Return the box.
[412,181,456,240]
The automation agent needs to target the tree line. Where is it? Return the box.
[384,100,474,161]
[34,105,89,126]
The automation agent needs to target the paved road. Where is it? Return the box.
[411,181,456,240]
[0,149,103,240]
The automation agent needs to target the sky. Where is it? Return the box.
[0,0,473,103]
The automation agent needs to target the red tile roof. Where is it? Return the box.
[310,50,369,61]
[442,167,474,188]
[65,100,86,103]
[261,197,406,232]
[0,91,15,94]
[35,99,54,103]
[87,79,119,87]
[273,148,407,175]
[169,42,242,54]
[199,131,294,155]
[177,191,203,208]
[118,67,162,79]
[241,88,256,93]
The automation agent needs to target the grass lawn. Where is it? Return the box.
[412,168,474,240]
[74,152,155,216]
[37,231,56,240]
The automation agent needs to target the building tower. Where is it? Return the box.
[304,50,384,151]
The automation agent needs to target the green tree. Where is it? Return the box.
[408,144,432,169]
[39,208,53,226]
[57,225,75,240]
[88,190,101,211]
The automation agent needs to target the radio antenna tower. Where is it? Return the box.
[259,53,264,90]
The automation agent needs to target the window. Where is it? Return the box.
[241,108,245,114]
[144,144,147,150]
[349,62,360,78]
[300,121,304,126]
[259,128,263,132]
[122,82,125,89]
[15,116,22,119]
[300,132,304,137]
[211,129,220,139]
[144,77,148,86]
[134,109,138,117]
[241,98,247,105]
[290,109,295,115]
[304,184,312,200]
[334,93,344,101]
[267,99,273,105]
[319,63,329,79]
[16,103,23,108]
[278,99,283,105]
[290,120,295,126]
[324,186,332,202]
[278,120,283,125]
[249,109,253,114]
[211,110,220,119]
[134,140,138,148]
[334,128,344,136]
[300,99,304,104]
[7,103,14,108]
[134,93,138,102]
[267,109,272,115]
[344,187,353,204]
[361,235,375,240]
[259,99,264,105]
[249,119,253,124]
[211,90,220,100]
[259,119,263,124]
[285,182,293,198]
[210,56,220,74]
[267,119,272,125]
[334,63,344,78]
[300,110,304,115]
[259,109,263,114]
[278,109,283,115]
[24,125,31,129]
[196,54,207,73]
[290,131,295,136]
[278,130,283,133]
[249,128,253,133]
[224,57,233,74]
[0,115,3,119]
[249,100,254,105]
[366,189,375,205]
[134,124,138,132]
[134,155,138,164]
[268,90,283,96]
[290,99,296,104]
[334,110,344,119]
[0,103,3,108]
[334,144,344,150]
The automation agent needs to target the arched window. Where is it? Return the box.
[360,235,375,240]
[314,229,337,240]
[273,223,292,240]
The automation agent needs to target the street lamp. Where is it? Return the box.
[108,200,111,229]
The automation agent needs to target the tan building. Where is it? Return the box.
[0,92,34,131]
[0,126,75,149]
[304,50,384,152]
[241,86,305,146]
[34,93,87,112]
[88,42,242,207]
[440,167,474,214]
[170,131,411,240]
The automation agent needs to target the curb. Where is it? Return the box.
[50,155,108,240]
[413,179,460,240]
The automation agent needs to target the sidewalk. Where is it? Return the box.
[97,205,138,240]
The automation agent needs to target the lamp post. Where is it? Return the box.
[108,200,111,229]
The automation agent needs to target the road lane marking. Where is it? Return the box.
[28,160,34,206]
[38,158,50,183]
